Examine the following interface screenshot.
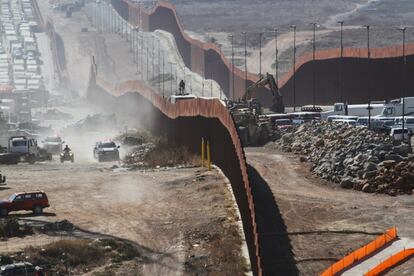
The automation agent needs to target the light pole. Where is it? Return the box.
[169,62,175,96]
[274,28,278,84]
[162,51,165,98]
[175,65,178,95]
[310,22,318,108]
[364,25,371,129]
[146,44,149,82]
[259,32,263,77]
[138,31,142,77]
[152,37,155,82]
[211,71,213,97]
[291,25,297,112]
[398,26,407,135]
[338,21,344,103]
[158,39,161,90]
[243,32,247,91]
[230,34,235,100]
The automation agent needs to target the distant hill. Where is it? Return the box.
[170,0,414,76]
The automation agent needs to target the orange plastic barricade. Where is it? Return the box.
[320,227,398,276]
[364,248,414,276]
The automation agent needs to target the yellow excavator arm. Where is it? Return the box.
[243,73,284,113]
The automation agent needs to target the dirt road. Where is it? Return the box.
[0,160,247,274]
[245,147,414,275]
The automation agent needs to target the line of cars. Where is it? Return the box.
[0,0,42,91]
[327,115,414,142]
[4,135,122,164]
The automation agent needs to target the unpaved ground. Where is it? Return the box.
[0,161,247,275]
[245,147,414,275]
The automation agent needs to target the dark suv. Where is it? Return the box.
[0,191,50,217]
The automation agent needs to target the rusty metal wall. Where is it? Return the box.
[280,51,414,106]
[111,0,265,102]
[44,17,68,87]
[88,67,263,275]
[112,0,414,106]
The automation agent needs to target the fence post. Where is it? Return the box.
[207,141,211,171]
[201,138,205,167]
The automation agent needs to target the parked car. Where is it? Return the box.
[390,127,412,143]
[274,119,293,130]
[332,119,357,126]
[93,141,120,162]
[0,262,42,276]
[0,191,50,217]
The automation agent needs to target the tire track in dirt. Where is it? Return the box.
[245,147,414,275]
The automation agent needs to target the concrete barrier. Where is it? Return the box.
[320,227,398,276]
[365,248,414,276]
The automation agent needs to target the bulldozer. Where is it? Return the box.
[229,73,284,146]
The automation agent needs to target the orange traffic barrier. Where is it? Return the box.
[364,248,414,276]
[320,227,398,276]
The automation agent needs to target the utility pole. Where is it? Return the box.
[146,44,149,82]
[398,26,408,136]
[175,65,178,95]
[274,28,279,84]
[211,71,213,97]
[310,22,318,108]
[291,25,297,112]
[162,51,165,97]
[152,37,155,83]
[158,39,161,90]
[230,34,235,100]
[364,25,371,129]
[259,32,263,77]
[169,62,174,96]
[138,32,141,77]
[338,21,344,103]
[243,32,247,92]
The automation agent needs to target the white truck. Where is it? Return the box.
[8,136,39,164]
[380,97,414,117]
[322,103,384,120]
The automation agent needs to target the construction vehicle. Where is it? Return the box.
[229,73,284,146]
[6,136,52,164]
[322,102,384,119]
[230,103,272,146]
[8,136,39,164]
[380,97,414,117]
[244,72,284,113]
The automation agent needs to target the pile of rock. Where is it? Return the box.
[277,121,414,195]
[123,143,156,167]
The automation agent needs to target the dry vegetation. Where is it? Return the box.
[19,239,141,274]
[0,218,33,239]
[118,130,201,168]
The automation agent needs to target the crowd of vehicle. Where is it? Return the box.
[230,95,414,146]
[0,0,42,90]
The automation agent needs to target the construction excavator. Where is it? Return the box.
[229,72,284,146]
[244,72,284,113]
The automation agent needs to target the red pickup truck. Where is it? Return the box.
[0,191,50,217]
